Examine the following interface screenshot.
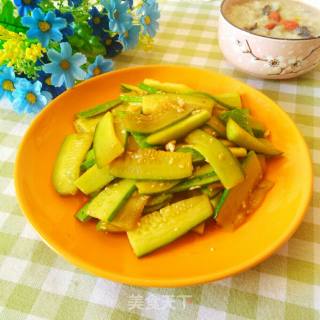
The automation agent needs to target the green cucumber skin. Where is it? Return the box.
[131,133,156,149]
[77,98,122,118]
[175,146,205,163]
[108,185,136,222]
[87,180,136,222]
[170,172,219,193]
[146,110,210,145]
[75,202,92,222]
[120,95,143,103]
[80,149,95,171]
[213,189,229,219]
[138,83,159,94]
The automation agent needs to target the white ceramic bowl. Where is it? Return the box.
[218,0,320,79]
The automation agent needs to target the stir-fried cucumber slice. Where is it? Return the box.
[122,104,193,134]
[96,193,149,232]
[146,110,210,145]
[143,79,194,94]
[80,149,95,171]
[121,83,146,95]
[175,145,205,163]
[53,133,93,195]
[76,98,122,118]
[215,151,262,227]
[74,164,114,195]
[87,179,136,222]
[186,129,244,189]
[136,180,180,195]
[138,82,159,93]
[226,118,281,156]
[94,112,124,168]
[142,93,214,114]
[74,115,103,133]
[120,95,143,103]
[75,201,92,222]
[206,115,226,137]
[109,149,193,180]
[127,195,213,257]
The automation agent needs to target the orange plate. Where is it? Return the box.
[15,65,312,287]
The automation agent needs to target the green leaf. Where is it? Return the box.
[0,0,27,33]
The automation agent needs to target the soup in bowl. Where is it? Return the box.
[219,0,320,79]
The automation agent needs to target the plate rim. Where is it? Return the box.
[14,64,313,287]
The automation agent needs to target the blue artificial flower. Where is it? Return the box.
[87,55,113,78]
[37,70,66,98]
[102,0,132,33]
[14,0,40,17]
[100,33,123,57]
[42,42,87,88]
[12,79,49,114]
[68,0,82,7]
[54,10,74,40]
[118,25,140,50]
[22,8,67,47]
[0,66,19,101]
[139,2,160,37]
[88,7,109,36]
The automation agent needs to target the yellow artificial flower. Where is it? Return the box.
[25,43,46,62]
[139,34,154,51]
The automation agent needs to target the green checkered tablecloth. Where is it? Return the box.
[0,0,319,319]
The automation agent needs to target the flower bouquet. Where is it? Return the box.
[0,0,160,114]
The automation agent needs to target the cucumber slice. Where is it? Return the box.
[213,93,242,109]
[127,195,213,257]
[87,179,136,222]
[131,132,156,148]
[121,83,146,95]
[185,129,244,189]
[143,79,194,94]
[109,149,193,180]
[80,149,95,171]
[74,164,114,195]
[138,83,159,94]
[52,133,93,195]
[136,180,180,194]
[229,147,247,158]
[175,145,205,163]
[143,194,173,214]
[113,116,128,147]
[95,193,149,231]
[215,151,262,227]
[76,98,122,118]
[74,115,103,133]
[206,115,226,137]
[96,221,124,232]
[94,112,124,168]
[170,172,219,193]
[142,93,213,114]
[219,109,253,135]
[146,193,173,207]
[75,201,91,222]
[146,110,210,145]
[248,116,266,138]
[122,104,193,134]
[226,118,281,156]
[120,95,143,103]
